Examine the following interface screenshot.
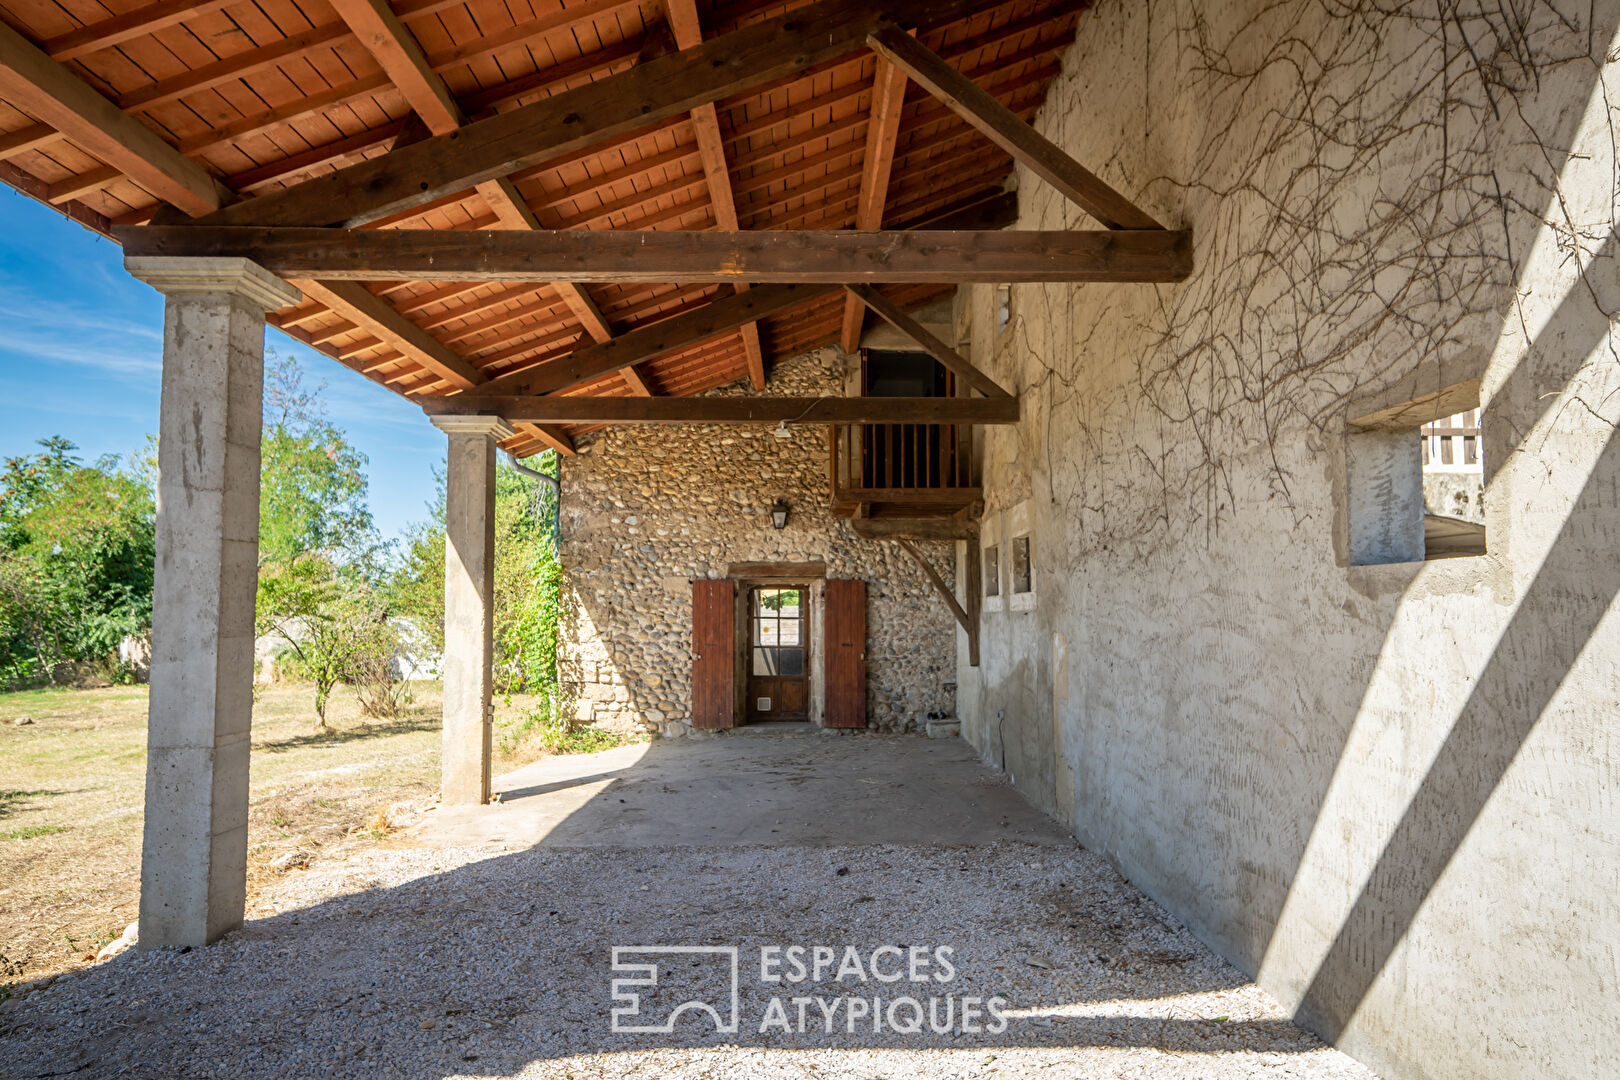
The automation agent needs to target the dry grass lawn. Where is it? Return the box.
[0,681,555,987]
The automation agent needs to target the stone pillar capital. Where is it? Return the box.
[124,256,302,311]
[430,415,516,441]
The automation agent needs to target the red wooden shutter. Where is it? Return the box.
[691,579,736,730]
[823,578,867,728]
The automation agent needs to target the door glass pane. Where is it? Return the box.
[753,647,779,675]
[777,647,804,676]
[754,617,778,645]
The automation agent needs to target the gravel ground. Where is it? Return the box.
[0,840,1378,1080]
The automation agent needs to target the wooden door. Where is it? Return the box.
[746,585,809,722]
[691,579,736,729]
[823,578,867,728]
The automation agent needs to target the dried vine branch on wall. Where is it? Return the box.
[997,0,1618,557]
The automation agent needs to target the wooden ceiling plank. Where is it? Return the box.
[118,21,351,113]
[0,20,223,215]
[195,0,1010,229]
[866,26,1161,230]
[840,51,908,352]
[667,0,764,390]
[421,0,644,74]
[43,0,239,62]
[425,394,1019,425]
[844,283,1009,398]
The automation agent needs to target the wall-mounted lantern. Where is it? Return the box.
[770,500,790,529]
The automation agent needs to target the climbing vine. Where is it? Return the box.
[995,0,1618,558]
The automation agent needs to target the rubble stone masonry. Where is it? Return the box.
[557,347,958,736]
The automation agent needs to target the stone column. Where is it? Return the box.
[125,257,302,948]
[432,416,514,805]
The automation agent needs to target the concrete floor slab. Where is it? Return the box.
[411,727,1073,850]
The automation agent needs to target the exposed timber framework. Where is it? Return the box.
[0,0,1182,944]
[0,0,1181,455]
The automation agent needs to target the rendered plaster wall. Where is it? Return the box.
[956,3,1620,1079]
[557,348,958,736]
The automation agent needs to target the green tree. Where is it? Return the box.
[0,438,155,687]
[390,453,566,730]
[258,353,377,568]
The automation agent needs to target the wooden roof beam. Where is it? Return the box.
[0,122,55,158]
[196,0,1012,229]
[0,19,225,216]
[119,227,1194,284]
[866,26,1163,231]
[425,395,1019,426]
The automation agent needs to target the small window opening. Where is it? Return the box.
[995,285,1012,335]
[984,545,1000,597]
[1420,409,1486,560]
[1011,535,1033,593]
[1346,389,1486,566]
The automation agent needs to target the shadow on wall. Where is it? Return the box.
[1288,223,1620,1043]
[4,737,1369,1076]
[958,8,1620,1078]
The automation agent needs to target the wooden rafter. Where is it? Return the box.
[843,284,1009,398]
[195,0,1007,230]
[866,26,1162,230]
[295,280,482,390]
[668,0,766,391]
[324,0,627,398]
[424,396,1019,425]
[480,283,838,397]
[0,20,223,215]
[41,0,237,63]
[840,51,910,353]
[119,227,1194,284]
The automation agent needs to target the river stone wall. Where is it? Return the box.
[556,347,958,736]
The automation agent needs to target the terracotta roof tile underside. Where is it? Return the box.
[0,0,1085,454]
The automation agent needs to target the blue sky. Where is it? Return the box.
[0,186,443,543]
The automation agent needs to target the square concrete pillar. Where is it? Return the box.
[432,416,514,805]
[126,257,301,949]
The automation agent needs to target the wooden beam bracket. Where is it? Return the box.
[895,537,978,667]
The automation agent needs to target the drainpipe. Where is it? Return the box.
[505,452,563,543]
